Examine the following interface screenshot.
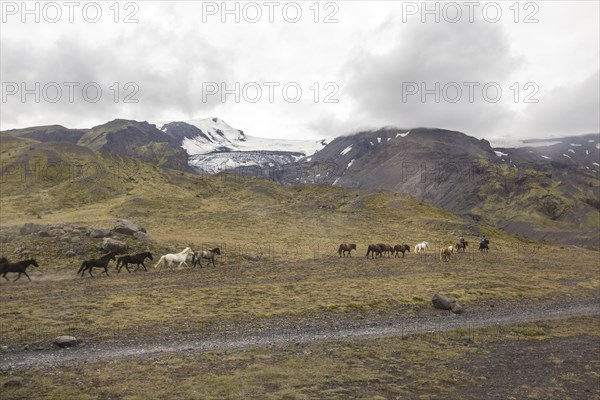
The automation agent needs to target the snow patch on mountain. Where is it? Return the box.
[340,145,353,156]
[156,117,327,174]
[157,117,326,157]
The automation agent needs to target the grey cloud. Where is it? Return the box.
[341,19,521,137]
[518,70,600,137]
[1,19,234,129]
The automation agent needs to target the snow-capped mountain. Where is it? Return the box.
[156,117,327,174]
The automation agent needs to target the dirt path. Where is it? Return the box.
[1,298,598,371]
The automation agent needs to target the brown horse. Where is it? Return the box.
[338,243,357,257]
[366,244,382,259]
[377,243,394,258]
[393,244,411,258]
[455,241,469,252]
[192,248,221,267]
[440,246,453,262]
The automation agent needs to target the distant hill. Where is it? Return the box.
[2,124,86,144]
[274,128,600,247]
[2,120,598,247]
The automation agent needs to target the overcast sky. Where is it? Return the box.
[1,1,598,144]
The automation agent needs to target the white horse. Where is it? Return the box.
[154,247,193,270]
[415,242,429,254]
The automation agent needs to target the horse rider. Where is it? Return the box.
[480,234,488,245]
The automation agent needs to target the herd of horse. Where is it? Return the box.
[339,239,489,261]
[0,247,222,281]
[0,239,490,282]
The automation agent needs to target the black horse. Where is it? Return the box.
[78,253,116,277]
[338,243,357,257]
[479,239,489,254]
[1,259,39,282]
[116,252,153,273]
[366,244,382,259]
[192,248,221,268]
[393,244,411,258]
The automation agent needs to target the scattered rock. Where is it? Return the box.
[451,302,464,314]
[70,236,81,243]
[100,238,128,254]
[65,250,76,257]
[20,223,44,235]
[38,230,52,237]
[60,235,71,243]
[54,336,78,348]
[3,378,23,388]
[432,294,464,314]
[243,254,262,261]
[49,228,65,237]
[0,235,14,243]
[89,228,111,238]
[133,231,151,241]
[113,219,146,236]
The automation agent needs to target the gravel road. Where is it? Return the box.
[1,297,598,371]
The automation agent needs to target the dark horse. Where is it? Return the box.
[479,239,489,253]
[78,253,116,277]
[192,248,221,268]
[338,243,356,257]
[1,259,39,282]
[393,244,411,258]
[116,252,153,273]
[455,241,469,252]
[366,244,382,259]
[377,243,394,258]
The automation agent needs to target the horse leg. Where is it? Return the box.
[14,272,22,282]
[2,272,9,281]
[88,268,94,278]
[211,257,216,267]
[23,271,32,281]
[104,266,109,276]
[140,262,148,272]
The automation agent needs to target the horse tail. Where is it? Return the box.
[154,255,165,269]
[192,252,197,266]
[338,245,343,256]
[78,261,86,273]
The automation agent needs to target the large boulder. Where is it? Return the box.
[100,238,128,254]
[113,219,146,236]
[54,336,78,348]
[432,294,464,314]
